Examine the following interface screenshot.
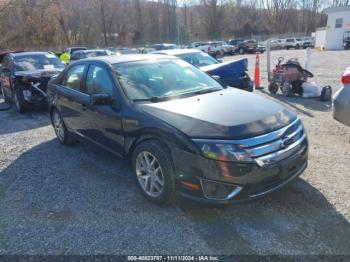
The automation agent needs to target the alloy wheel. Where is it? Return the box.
[52,111,65,142]
[135,151,165,198]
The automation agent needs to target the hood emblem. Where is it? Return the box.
[280,136,293,149]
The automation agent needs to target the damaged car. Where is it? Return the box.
[153,49,253,92]
[0,51,65,113]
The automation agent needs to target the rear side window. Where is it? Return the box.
[85,65,113,95]
[64,64,85,91]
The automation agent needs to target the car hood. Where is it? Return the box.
[140,88,296,139]
[200,58,248,80]
[14,69,63,79]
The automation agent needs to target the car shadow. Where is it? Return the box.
[259,89,332,118]
[0,102,50,136]
[0,139,349,254]
[178,177,350,254]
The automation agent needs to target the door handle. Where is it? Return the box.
[81,104,87,111]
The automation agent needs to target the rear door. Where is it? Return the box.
[56,63,90,133]
[81,63,124,156]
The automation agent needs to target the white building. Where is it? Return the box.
[315,5,350,50]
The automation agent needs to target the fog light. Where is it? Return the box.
[200,179,242,200]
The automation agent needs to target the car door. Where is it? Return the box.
[57,63,90,133]
[82,63,124,156]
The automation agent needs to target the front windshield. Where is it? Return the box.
[178,52,218,67]
[113,59,222,101]
[14,54,64,71]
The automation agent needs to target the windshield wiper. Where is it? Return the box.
[133,96,169,103]
[192,88,222,95]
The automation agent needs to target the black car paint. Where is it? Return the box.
[0,52,63,109]
[48,55,307,203]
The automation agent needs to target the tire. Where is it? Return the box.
[1,85,11,103]
[295,44,300,49]
[268,82,279,94]
[14,88,29,113]
[51,108,77,145]
[132,139,176,204]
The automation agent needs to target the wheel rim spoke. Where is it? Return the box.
[135,151,165,198]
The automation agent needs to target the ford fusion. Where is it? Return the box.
[47,54,308,204]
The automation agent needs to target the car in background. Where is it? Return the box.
[66,47,87,56]
[285,38,304,49]
[333,67,350,127]
[0,51,64,112]
[257,44,266,53]
[344,31,350,50]
[0,50,23,94]
[227,39,259,54]
[108,47,139,55]
[269,39,285,50]
[47,54,308,204]
[211,41,235,55]
[300,37,314,48]
[152,43,178,51]
[70,49,111,61]
[154,49,253,92]
[188,42,224,57]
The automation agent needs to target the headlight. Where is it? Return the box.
[192,139,253,162]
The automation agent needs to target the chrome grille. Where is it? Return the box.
[234,118,306,167]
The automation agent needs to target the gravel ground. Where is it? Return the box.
[0,49,349,256]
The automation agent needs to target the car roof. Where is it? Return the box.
[154,49,201,56]
[81,54,175,64]
[83,49,108,53]
[12,51,54,57]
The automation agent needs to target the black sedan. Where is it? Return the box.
[47,54,308,204]
[0,52,64,112]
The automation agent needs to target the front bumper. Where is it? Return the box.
[172,122,308,204]
[21,82,48,106]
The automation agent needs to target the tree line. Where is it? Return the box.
[0,0,348,50]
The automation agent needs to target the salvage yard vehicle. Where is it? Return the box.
[285,38,304,49]
[66,47,87,56]
[188,42,224,57]
[344,31,350,50]
[47,54,308,204]
[333,67,350,126]
[228,39,261,54]
[152,43,178,51]
[154,49,253,91]
[70,49,111,61]
[0,52,64,113]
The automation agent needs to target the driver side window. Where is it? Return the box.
[85,65,113,95]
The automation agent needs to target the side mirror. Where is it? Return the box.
[90,94,113,106]
[1,67,10,77]
[217,58,223,63]
[90,94,120,111]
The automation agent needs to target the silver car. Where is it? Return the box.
[333,67,350,126]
